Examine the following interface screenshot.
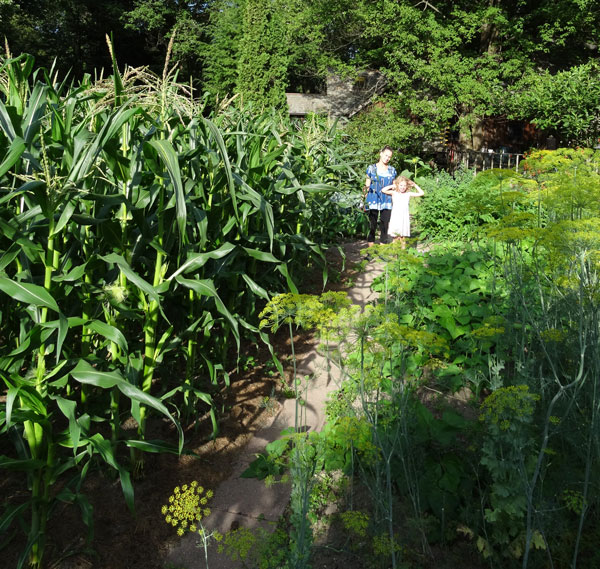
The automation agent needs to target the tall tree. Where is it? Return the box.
[122,0,209,79]
[1,0,147,77]
[236,0,295,107]
[203,0,331,104]
[337,0,600,150]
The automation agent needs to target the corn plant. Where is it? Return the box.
[0,48,363,567]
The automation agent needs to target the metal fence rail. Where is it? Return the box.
[449,148,525,172]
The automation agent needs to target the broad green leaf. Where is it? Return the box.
[176,276,240,349]
[276,263,298,294]
[22,83,47,144]
[68,105,140,183]
[87,433,135,513]
[51,197,77,237]
[242,274,270,300]
[168,242,236,280]
[0,502,30,534]
[5,384,19,426]
[54,396,81,455]
[86,320,128,353]
[0,98,18,141]
[203,117,238,221]
[0,455,46,470]
[232,172,275,248]
[71,360,183,453]
[149,139,187,243]
[242,247,279,263]
[0,136,25,177]
[101,253,162,306]
[55,312,69,364]
[125,440,196,455]
[0,243,22,272]
[0,277,59,312]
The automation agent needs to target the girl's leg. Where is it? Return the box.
[379,209,391,244]
[367,210,378,244]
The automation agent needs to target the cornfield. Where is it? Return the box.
[0,50,361,568]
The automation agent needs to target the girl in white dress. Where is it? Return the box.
[382,176,424,248]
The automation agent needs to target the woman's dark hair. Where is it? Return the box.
[380,145,393,153]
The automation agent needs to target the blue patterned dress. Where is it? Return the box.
[365,164,396,211]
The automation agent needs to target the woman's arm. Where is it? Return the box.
[362,176,371,201]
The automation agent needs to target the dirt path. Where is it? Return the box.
[164,240,385,569]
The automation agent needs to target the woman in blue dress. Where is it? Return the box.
[363,145,396,245]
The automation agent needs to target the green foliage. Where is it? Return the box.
[201,0,244,100]
[241,432,291,480]
[371,243,510,394]
[478,386,540,556]
[236,0,289,107]
[218,524,289,569]
[0,54,363,568]
[344,104,426,161]
[417,167,538,242]
[521,148,600,222]
[510,62,600,146]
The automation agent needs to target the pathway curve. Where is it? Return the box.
[164,240,385,569]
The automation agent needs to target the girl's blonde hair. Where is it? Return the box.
[393,175,410,190]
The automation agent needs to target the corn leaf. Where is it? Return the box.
[149,139,187,243]
[0,136,26,177]
[0,277,60,312]
[168,242,236,279]
[71,360,183,453]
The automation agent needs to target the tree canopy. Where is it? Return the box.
[1,0,599,147]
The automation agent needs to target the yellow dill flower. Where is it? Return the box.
[540,328,567,343]
[162,481,214,537]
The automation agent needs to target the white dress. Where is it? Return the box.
[388,192,411,237]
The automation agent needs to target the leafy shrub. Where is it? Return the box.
[416,167,537,241]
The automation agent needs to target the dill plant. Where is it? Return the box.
[478,386,542,558]
[321,297,452,566]
[258,292,351,568]
[481,160,600,567]
[161,482,221,567]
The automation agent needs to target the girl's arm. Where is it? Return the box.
[381,184,395,195]
[408,182,424,197]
